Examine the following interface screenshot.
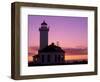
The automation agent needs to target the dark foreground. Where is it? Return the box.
[28,60,88,66]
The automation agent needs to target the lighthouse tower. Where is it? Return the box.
[39,21,49,50]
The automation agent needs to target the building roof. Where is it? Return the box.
[39,43,65,53]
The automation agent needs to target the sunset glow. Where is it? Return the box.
[65,55,87,61]
[28,15,88,63]
[28,54,87,62]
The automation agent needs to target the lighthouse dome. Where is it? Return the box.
[41,21,47,25]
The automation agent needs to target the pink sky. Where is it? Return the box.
[28,15,88,62]
[28,15,88,49]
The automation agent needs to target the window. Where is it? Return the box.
[42,55,44,63]
[61,55,64,61]
[55,55,57,62]
[58,55,60,62]
[47,55,50,62]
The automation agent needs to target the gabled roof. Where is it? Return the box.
[39,43,65,53]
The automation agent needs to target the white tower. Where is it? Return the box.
[39,21,49,50]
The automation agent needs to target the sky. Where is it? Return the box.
[28,15,88,49]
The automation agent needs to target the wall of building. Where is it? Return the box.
[38,52,64,64]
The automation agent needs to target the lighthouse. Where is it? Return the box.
[30,21,65,65]
[39,21,49,50]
